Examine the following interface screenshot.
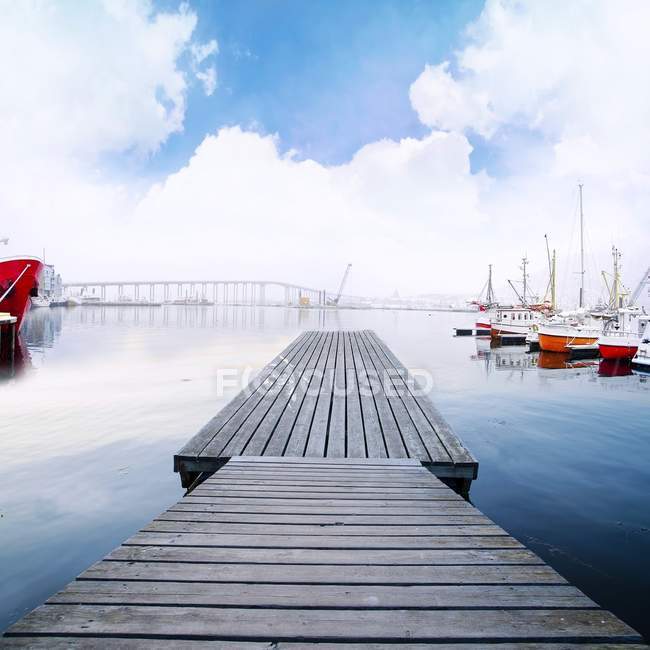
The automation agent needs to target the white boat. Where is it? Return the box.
[598,308,648,360]
[491,306,545,337]
[632,320,650,370]
[30,295,51,308]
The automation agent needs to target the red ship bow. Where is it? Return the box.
[0,257,44,331]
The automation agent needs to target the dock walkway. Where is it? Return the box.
[3,331,646,646]
[4,456,645,646]
[175,330,477,488]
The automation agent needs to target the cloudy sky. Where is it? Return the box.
[1,0,648,304]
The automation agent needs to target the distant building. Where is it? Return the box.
[39,264,63,299]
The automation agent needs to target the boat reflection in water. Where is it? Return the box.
[537,350,597,370]
[598,358,633,377]
[0,335,31,380]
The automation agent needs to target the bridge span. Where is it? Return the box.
[62,280,327,306]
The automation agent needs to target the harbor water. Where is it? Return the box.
[1,305,649,637]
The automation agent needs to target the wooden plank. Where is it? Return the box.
[81,560,567,584]
[200,480,448,493]
[353,331,408,459]
[362,330,453,463]
[348,329,385,457]
[305,331,338,457]
[8,605,639,641]
[7,456,644,646]
[235,331,326,456]
[127,531,522,549]
[175,332,309,458]
[284,332,334,456]
[169,503,485,516]
[189,488,462,501]
[262,332,329,457]
[160,511,495,525]
[50,581,595,609]
[343,331,366,457]
[148,519,508,536]
[208,469,437,480]
[179,496,476,509]
[202,476,448,492]
[357,330,433,461]
[4,639,646,649]
[326,330,347,457]
[367,330,477,467]
[204,332,322,457]
[228,455,421,466]
[108,545,541,565]
[192,487,457,498]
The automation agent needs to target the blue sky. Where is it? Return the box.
[147,0,483,176]
[6,0,647,297]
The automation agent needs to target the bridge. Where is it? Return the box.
[62,279,327,306]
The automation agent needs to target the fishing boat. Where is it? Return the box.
[537,320,602,353]
[598,307,647,360]
[490,256,551,338]
[30,295,51,308]
[491,306,545,337]
[632,319,650,371]
[0,255,44,331]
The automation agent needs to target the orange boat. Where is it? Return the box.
[537,322,601,353]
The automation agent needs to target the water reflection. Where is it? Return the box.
[1,306,649,639]
[471,337,650,395]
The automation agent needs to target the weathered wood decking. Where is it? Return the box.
[175,330,477,488]
[4,456,645,647]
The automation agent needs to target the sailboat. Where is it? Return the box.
[538,184,602,352]
[470,265,498,333]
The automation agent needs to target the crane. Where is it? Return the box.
[328,264,352,306]
[631,266,650,305]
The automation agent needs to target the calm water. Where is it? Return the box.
[1,305,649,638]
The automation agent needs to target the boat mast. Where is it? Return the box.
[544,234,557,311]
[612,245,621,309]
[578,183,585,308]
[486,264,495,306]
[521,256,529,306]
[551,250,557,311]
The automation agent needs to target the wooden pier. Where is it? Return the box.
[175,330,477,490]
[4,456,645,646]
[3,330,646,646]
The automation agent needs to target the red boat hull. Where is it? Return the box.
[599,343,639,360]
[0,257,43,331]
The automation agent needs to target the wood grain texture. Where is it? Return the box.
[174,331,479,483]
[4,455,644,646]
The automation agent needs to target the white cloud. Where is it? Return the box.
[191,39,219,64]
[3,0,650,304]
[407,0,650,303]
[196,67,217,96]
[409,62,494,136]
[0,0,202,160]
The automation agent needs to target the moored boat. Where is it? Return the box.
[30,295,51,308]
[0,256,44,331]
[537,321,602,353]
[491,306,545,338]
[632,320,650,370]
